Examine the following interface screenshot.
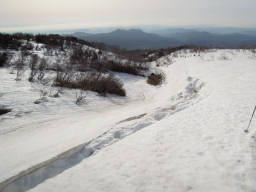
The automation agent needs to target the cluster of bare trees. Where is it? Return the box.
[67,45,99,71]
[28,55,47,82]
[66,45,149,77]
[15,51,27,80]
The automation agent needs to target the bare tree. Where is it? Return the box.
[75,91,86,105]
[15,51,26,81]
[28,54,39,82]
[37,58,47,81]
[0,52,8,67]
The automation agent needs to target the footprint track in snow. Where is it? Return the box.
[0,77,205,192]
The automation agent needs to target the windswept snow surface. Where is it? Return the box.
[1,49,256,192]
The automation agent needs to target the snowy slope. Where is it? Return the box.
[0,48,185,191]
[1,49,256,192]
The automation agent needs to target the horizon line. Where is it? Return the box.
[1,23,256,34]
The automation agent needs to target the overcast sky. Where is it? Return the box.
[0,0,255,32]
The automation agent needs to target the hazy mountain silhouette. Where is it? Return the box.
[73,29,180,50]
[166,31,256,47]
[73,28,256,50]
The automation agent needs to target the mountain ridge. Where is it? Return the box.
[73,28,256,50]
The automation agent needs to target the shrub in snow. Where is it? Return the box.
[0,52,8,67]
[0,107,11,115]
[37,58,47,81]
[54,72,126,97]
[15,51,26,81]
[103,60,148,76]
[0,33,21,50]
[28,54,39,82]
[75,91,86,105]
[34,96,49,104]
[147,73,165,86]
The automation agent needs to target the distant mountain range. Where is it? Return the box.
[73,29,179,50]
[72,28,256,50]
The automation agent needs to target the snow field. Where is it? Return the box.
[0,49,255,192]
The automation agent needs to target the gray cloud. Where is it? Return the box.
[0,0,255,32]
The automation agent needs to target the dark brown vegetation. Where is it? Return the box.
[0,108,11,115]
[0,33,97,53]
[102,60,148,76]
[0,52,8,67]
[55,72,126,96]
[147,73,165,86]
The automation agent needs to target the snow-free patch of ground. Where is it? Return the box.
[1,49,256,192]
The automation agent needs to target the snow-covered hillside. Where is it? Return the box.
[0,49,256,192]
